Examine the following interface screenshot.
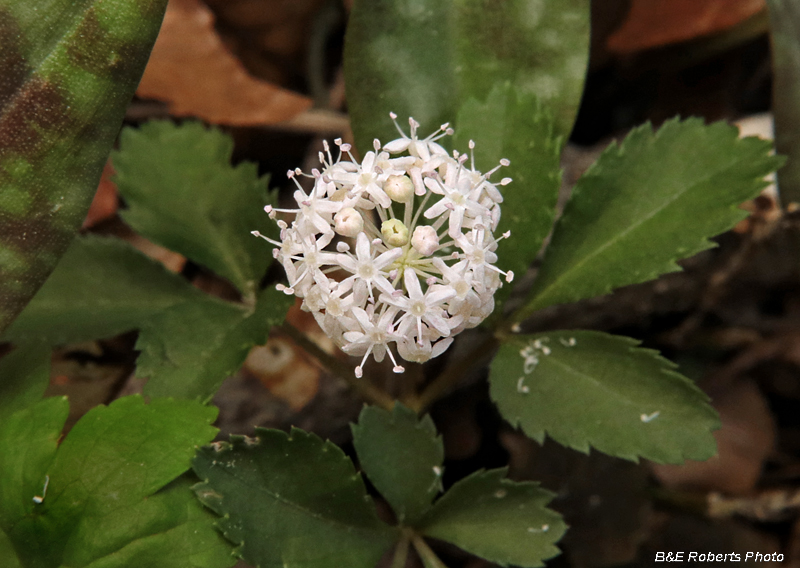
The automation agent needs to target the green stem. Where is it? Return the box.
[412,535,449,568]
[411,334,500,413]
[280,322,395,411]
[391,532,411,568]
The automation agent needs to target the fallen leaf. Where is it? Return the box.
[651,379,775,495]
[242,299,333,410]
[82,161,119,229]
[137,0,312,125]
[607,0,765,53]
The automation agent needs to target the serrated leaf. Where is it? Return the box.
[112,121,274,298]
[345,0,589,153]
[0,0,167,334]
[453,83,562,316]
[0,395,226,568]
[418,469,564,568]
[520,118,784,318]
[193,428,397,568]
[140,286,292,402]
[0,342,50,422]
[490,330,719,463]
[352,404,444,525]
[2,234,204,345]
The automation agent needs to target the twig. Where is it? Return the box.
[279,322,395,410]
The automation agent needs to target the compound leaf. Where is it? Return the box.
[113,121,275,299]
[0,395,228,568]
[352,404,444,525]
[345,0,589,153]
[520,118,783,318]
[489,330,719,463]
[0,0,167,333]
[3,235,204,345]
[193,428,397,568]
[139,286,292,402]
[418,469,564,568]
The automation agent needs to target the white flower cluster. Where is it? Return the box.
[253,114,513,377]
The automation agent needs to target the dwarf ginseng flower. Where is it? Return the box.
[254,115,513,377]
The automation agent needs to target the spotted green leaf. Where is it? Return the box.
[351,404,444,525]
[418,469,564,568]
[112,121,275,300]
[2,235,205,345]
[0,0,167,334]
[344,0,589,153]
[0,395,230,568]
[193,428,397,568]
[490,330,719,463]
[520,118,783,318]
[139,286,293,403]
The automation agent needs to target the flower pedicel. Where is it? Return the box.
[253,114,513,377]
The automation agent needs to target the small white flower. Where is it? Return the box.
[256,114,512,374]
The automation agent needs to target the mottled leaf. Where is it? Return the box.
[3,235,204,345]
[767,0,800,206]
[419,469,564,568]
[113,121,275,299]
[193,428,397,568]
[345,0,589,153]
[140,286,293,402]
[0,342,49,422]
[520,118,782,318]
[0,0,167,333]
[0,395,227,568]
[453,84,562,316]
[352,404,444,525]
[489,331,719,463]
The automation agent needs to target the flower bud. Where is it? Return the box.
[381,219,409,246]
[411,225,439,256]
[334,207,363,237]
[384,175,414,203]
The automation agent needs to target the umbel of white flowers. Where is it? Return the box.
[253,114,513,377]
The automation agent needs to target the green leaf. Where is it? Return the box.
[140,286,292,402]
[489,330,719,463]
[3,235,204,345]
[345,0,589,153]
[767,0,800,206]
[0,342,50,422]
[193,428,398,568]
[0,395,226,568]
[520,118,784,317]
[351,404,444,525]
[453,84,562,316]
[418,469,564,568]
[0,0,167,334]
[113,121,275,298]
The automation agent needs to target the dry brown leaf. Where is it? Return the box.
[82,161,119,229]
[242,299,335,410]
[137,0,312,125]
[651,379,775,495]
[607,0,765,54]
